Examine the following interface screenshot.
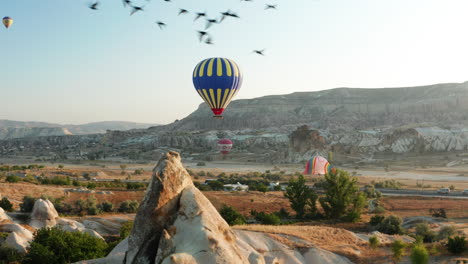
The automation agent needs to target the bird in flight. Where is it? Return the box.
[89,2,99,10]
[156,21,167,30]
[205,37,214,45]
[194,12,207,21]
[253,49,265,55]
[265,4,277,10]
[197,31,209,42]
[205,18,218,29]
[122,0,131,7]
[178,9,189,15]
[130,5,144,15]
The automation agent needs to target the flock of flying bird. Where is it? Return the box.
[88,0,277,56]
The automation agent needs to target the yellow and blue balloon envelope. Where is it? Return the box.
[2,17,13,29]
[192,57,242,118]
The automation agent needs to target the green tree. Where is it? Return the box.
[437,225,456,241]
[256,183,268,194]
[219,204,246,225]
[119,221,134,238]
[23,227,107,264]
[284,175,317,219]
[58,165,64,169]
[319,169,364,220]
[410,243,429,264]
[391,240,407,262]
[20,195,37,213]
[377,215,405,235]
[0,197,13,212]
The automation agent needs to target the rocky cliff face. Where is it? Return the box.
[4,82,468,161]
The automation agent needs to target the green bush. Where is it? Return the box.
[207,180,224,191]
[20,195,37,213]
[437,225,456,241]
[429,208,447,218]
[415,222,437,243]
[391,239,407,262]
[369,215,385,226]
[0,197,13,212]
[0,245,25,264]
[196,162,206,166]
[410,243,429,264]
[126,182,145,190]
[446,236,467,254]
[119,221,134,238]
[254,212,281,225]
[219,204,246,225]
[377,215,404,235]
[369,235,380,249]
[23,227,108,264]
[6,175,20,183]
[118,200,139,213]
[373,179,402,190]
[99,201,114,212]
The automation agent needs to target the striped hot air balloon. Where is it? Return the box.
[3,17,13,29]
[303,155,332,175]
[217,138,233,155]
[192,57,242,119]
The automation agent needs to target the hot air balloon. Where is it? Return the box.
[303,155,332,175]
[218,138,233,155]
[2,17,13,29]
[192,57,242,119]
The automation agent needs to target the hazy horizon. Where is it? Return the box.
[2,0,468,124]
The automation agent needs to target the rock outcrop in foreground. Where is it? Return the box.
[77,152,353,264]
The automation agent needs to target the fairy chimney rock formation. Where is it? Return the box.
[29,199,59,229]
[125,151,248,264]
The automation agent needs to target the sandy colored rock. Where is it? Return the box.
[29,199,59,229]
[0,207,11,221]
[155,185,248,264]
[125,151,193,264]
[5,231,32,254]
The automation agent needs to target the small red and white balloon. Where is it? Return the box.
[217,139,233,155]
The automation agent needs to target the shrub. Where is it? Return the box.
[0,245,24,264]
[446,236,467,254]
[196,162,206,166]
[126,182,145,190]
[377,215,404,235]
[118,200,139,213]
[415,222,437,243]
[86,182,97,189]
[255,212,281,225]
[6,175,20,183]
[23,227,108,264]
[429,208,447,218]
[369,215,385,226]
[0,197,13,212]
[374,179,402,190]
[120,221,134,238]
[437,225,456,241]
[369,235,380,249]
[410,243,429,264]
[99,201,114,213]
[219,204,246,225]
[20,195,37,213]
[391,240,406,261]
[275,208,290,219]
[207,180,224,191]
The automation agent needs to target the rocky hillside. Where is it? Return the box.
[3,82,468,162]
[0,120,157,140]
[163,81,468,131]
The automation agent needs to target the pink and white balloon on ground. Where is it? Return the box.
[217,139,233,155]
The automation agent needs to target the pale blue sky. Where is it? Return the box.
[1,0,468,124]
